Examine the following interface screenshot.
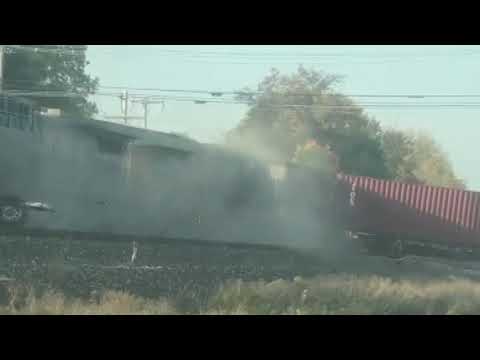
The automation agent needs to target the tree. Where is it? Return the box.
[382,129,416,181]
[292,139,338,177]
[409,132,465,189]
[227,66,389,178]
[3,45,99,118]
[382,129,465,189]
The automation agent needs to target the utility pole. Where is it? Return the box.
[121,90,129,125]
[132,98,165,129]
[105,90,143,125]
[142,100,148,129]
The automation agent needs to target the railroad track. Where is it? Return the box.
[0,226,328,306]
[0,226,295,252]
[5,226,480,308]
[0,226,319,272]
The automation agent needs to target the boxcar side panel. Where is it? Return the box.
[338,175,480,247]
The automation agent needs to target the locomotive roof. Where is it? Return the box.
[66,117,202,153]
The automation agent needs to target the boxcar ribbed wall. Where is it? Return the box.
[338,174,480,246]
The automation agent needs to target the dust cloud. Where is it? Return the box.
[1,124,355,262]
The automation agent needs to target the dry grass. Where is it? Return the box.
[0,287,177,315]
[206,275,480,315]
[3,274,480,315]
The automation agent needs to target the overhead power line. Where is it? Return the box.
[76,84,480,99]
[77,84,480,99]
[5,90,480,110]
[119,47,480,58]
[4,83,480,114]
[2,90,119,98]
[8,80,480,99]
[111,95,480,109]
[5,45,480,62]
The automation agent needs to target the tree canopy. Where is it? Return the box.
[227,66,389,178]
[382,129,465,189]
[3,45,98,118]
[292,140,338,178]
[227,66,465,188]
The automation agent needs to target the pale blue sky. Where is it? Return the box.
[86,45,480,190]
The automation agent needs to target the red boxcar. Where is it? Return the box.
[337,174,480,255]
